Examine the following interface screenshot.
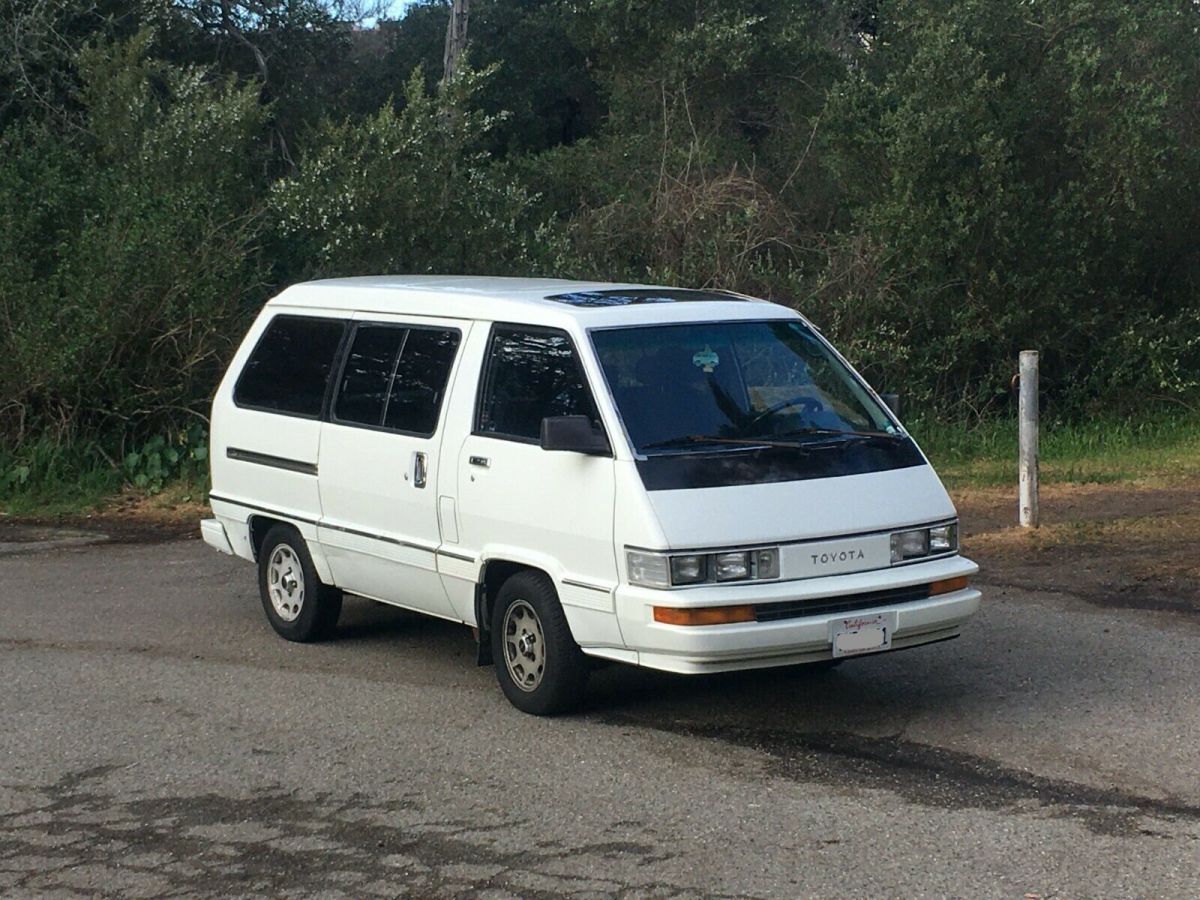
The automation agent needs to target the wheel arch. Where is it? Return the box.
[483,561,590,715]
[474,556,567,666]
[247,515,335,584]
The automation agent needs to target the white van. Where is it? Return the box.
[202,276,979,714]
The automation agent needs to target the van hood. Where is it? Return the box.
[645,463,956,549]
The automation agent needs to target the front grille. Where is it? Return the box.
[754,583,931,622]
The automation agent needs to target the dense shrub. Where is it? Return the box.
[812,0,1200,413]
[0,31,267,447]
[270,68,541,280]
[2,0,1198,495]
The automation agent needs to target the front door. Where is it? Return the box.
[455,325,618,597]
[317,314,469,619]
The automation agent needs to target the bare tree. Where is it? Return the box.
[442,0,468,85]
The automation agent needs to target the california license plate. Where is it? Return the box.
[831,613,893,658]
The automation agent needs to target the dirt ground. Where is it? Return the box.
[0,490,207,545]
[955,479,1200,614]
[5,479,1199,613]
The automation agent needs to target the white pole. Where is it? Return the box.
[1019,350,1039,528]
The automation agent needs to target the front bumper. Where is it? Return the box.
[612,554,980,674]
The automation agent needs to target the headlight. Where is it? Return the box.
[753,548,781,579]
[929,523,958,553]
[627,550,670,588]
[627,547,780,588]
[890,529,929,561]
[713,551,750,581]
[670,554,707,585]
[890,522,958,563]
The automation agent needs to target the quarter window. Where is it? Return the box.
[333,324,460,436]
[476,327,600,441]
[234,315,347,417]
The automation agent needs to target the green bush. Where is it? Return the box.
[270,67,543,281]
[0,29,268,448]
[2,0,1199,510]
[123,423,209,494]
[813,0,1200,414]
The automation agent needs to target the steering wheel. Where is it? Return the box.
[748,394,824,428]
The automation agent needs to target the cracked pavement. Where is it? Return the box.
[2,537,1199,897]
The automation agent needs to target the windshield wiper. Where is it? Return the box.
[769,427,905,442]
[639,434,818,454]
[640,428,905,455]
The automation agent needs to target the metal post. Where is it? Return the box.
[1019,350,1039,528]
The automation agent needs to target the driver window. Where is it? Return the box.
[476,326,601,442]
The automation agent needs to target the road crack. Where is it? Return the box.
[600,714,1200,838]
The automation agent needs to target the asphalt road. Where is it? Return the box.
[2,537,1198,898]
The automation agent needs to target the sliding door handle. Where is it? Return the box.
[413,451,428,488]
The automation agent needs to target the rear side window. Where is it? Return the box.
[333,324,460,436]
[385,328,461,434]
[234,315,346,417]
[476,327,600,441]
[334,325,405,427]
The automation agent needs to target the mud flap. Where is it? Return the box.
[473,627,494,666]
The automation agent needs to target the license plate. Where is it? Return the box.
[831,613,892,658]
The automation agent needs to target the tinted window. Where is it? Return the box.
[234,315,346,417]
[589,319,923,489]
[333,324,460,436]
[477,327,599,441]
[591,320,896,453]
[385,329,460,434]
[334,326,405,426]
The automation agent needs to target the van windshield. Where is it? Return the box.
[591,319,897,455]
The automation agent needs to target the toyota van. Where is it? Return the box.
[202,277,980,714]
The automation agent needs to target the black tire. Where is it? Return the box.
[490,571,588,716]
[257,524,342,642]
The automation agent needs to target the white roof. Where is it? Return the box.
[268,275,798,329]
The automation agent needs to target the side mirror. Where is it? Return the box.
[540,415,611,456]
[880,392,901,417]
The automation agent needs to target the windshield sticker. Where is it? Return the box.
[692,345,720,372]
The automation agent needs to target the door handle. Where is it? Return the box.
[413,451,428,488]
[468,455,490,468]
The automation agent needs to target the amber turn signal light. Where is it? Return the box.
[653,605,756,626]
[929,575,970,596]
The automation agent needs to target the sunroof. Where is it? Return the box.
[544,288,749,308]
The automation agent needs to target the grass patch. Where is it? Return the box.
[5,415,1200,516]
[0,434,209,519]
[0,439,125,517]
[910,414,1200,490]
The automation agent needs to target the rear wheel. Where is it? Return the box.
[490,571,588,715]
[257,525,342,642]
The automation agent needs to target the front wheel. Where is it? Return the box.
[257,525,342,642]
[490,571,588,716]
